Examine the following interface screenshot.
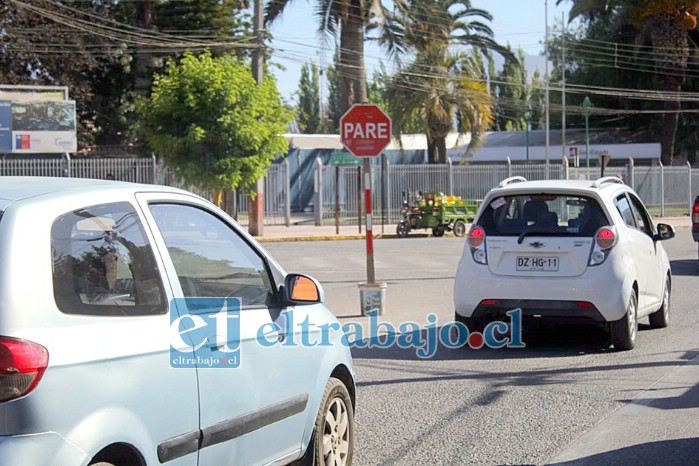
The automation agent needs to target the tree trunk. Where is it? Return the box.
[436,137,447,164]
[646,14,687,165]
[338,0,367,115]
[427,138,437,163]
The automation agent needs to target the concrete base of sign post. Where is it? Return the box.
[358,282,387,316]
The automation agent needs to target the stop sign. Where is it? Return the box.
[340,104,392,157]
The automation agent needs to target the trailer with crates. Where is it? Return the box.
[396,191,480,238]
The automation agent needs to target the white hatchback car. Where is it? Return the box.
[454,176,675,350]
[0,177,354,466]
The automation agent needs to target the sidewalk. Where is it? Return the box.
[253,218,429,242]
[251,215,693,242]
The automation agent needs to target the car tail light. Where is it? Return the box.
[693,197,699,226]
[595,227,617,249]
[467,226,487,264]
[468,226,485,248]
[589,226,617,266]
[0,337,49,402]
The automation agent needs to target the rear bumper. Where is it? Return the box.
[454,256,631,323]
[470,299,605,324]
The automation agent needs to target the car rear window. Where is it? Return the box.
[51,202,167,316]
[477,194,609,237]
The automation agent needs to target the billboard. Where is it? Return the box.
[0,100,77,153]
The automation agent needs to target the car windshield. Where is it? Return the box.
[477,194,609,237]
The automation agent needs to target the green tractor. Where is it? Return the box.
[396,191,480,238]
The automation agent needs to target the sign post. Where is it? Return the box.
[340,104,391,315]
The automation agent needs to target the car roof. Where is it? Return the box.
[487,176,628,197]
[0,176,189,209]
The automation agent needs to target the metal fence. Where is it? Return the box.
[2,154,698,226]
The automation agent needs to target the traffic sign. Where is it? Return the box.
[330,151,361,166]
[340,104,392,157]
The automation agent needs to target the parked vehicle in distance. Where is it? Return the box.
[454,176,675,351]
[692,195,699,260]
[397,191,479,238]
[0,177,355,466]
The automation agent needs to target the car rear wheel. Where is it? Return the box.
[432,226,446,237]
[296,377,354,466]
[611,292,637,351]
[649,275,670,328]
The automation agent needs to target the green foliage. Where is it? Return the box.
[387,45,493,163]
[559,0,699,164]
[326,63,342,132]
[153,0,252,46]
[0,1,118,149]
[297,63,322,133]
[370,0,509,162]
[371,0,516,64]
[138,52,292,191]
[366,69,388,109]
[495,47,528,131]
[529,70,545,130]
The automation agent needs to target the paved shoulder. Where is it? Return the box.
[547,355,699,465]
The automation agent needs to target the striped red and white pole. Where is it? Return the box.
[363,159,375,284]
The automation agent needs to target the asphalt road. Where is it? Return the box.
[263,228,699,466]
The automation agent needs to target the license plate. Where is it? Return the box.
[516,256,559,271]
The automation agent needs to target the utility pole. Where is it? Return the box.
[544,0,550,179]
[561,12,567,164]
[249,0,265,236]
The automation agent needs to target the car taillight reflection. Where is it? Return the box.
[0,337,49,402]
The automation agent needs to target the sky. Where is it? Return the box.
[266,0,572,103]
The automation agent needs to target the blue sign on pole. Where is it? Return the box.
[0,101,12,153]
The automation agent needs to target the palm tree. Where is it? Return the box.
[370,0,512,162]
[266,0,380,114]
[387,45,494,163]
[564,0,699,165]
[371,0,513,63]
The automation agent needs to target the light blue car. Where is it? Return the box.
[0,177,355,466]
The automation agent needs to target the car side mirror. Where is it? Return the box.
[654,223,675,241]
[283,273,324,305]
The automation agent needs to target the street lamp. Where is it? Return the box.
[581,96,593,172]
[525,105,532,162]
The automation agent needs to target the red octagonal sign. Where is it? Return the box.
[340,104,392,157]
